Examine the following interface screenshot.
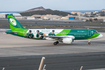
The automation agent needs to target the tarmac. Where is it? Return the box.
[0,31,105,70]
[0,31,105,57]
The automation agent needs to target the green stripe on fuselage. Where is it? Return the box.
[6,29,28,37]
[13,28,28,36]
[87,33,100,39]
[57,29,99,40]
[56,29,71,36]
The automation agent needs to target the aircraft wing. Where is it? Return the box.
[45,36,75,40]
[45,35,75,44]
[45,36,71,38]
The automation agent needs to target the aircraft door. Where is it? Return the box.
[88,29,91,36]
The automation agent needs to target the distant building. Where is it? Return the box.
[85,12,91,15]
[27,16,35,20]
[0,13,6,18]
[71,12,84,16]
[61,17,68,20]
[102,9,105,12]
[66,14,78,20]
[0,13,21,18]
[103,20,105,22]
[98,11,105,16]
[71,12,77,15]
[92,11,98,15]
[68,17,75,20]
[42,14,61,20]
[12,13,21,17]
[32,15,42,19]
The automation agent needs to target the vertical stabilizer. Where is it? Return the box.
[7,14,24,31]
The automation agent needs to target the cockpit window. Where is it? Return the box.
[95,32,98,33]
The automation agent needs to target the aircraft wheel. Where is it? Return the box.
[72,39,74,42]
[88,42,91,45]
[56,41,59,44]
[53,42,57,45]
[53,41,59,45]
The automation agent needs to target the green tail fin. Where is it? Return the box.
[7,14,24,31]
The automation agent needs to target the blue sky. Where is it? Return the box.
[0,0,105,11]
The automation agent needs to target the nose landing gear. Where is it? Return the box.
[88,39,91,45]
[53,41,59,45]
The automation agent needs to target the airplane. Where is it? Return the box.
[5,14,103,45]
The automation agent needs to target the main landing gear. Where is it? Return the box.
[53,41,59,45]
[88,39,91,45]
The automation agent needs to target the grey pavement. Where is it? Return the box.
[0,32,105,57]
[0,31,105,70]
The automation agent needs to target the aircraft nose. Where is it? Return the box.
[98,34,103,38]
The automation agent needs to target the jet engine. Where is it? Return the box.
[62,38,73,44]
